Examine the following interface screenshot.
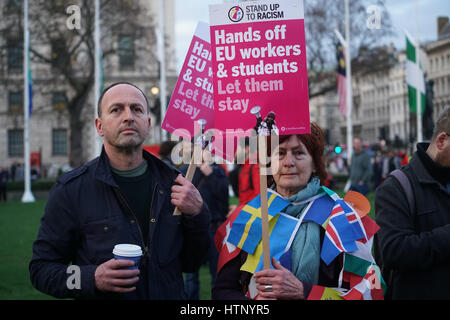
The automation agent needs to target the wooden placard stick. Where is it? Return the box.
[173,148,198,216]
[173,119,207,216]
[258,134,271,270]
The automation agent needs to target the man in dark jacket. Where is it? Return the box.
[374,108,450,299]
[29,82,210,299]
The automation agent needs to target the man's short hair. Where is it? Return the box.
[97,82,150,118]
[431,107,450,141]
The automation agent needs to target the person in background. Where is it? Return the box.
[158,140,178,167]
[349,137,372,195]
[0,167,9,202]
[10,161,17,183]
[237,138,260,205]
[182,149,229,300]
[372,152,383,190]
[228,137,260,206]
[399,151,409,166]
[381,150,397,182]
[374,108,450,299]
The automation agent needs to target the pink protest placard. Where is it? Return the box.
[209,0,310,136]
[162,21,214,140]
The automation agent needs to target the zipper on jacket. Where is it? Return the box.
[114,187,149,256]
[147,183,158,259]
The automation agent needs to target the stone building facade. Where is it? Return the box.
[0,0,177,177]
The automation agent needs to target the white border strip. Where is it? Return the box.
[209,0,304,26]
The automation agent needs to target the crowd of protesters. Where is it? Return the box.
[325,140,414,194]
[12,82,449,300]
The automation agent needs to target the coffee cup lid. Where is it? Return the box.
[113,244,142,257]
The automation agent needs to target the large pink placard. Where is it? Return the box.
[162,22,214,140]
[209,0,310,136]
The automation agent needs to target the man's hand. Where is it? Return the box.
[171,174,203,216]
[94,259,140,293]
[253,258,305,300]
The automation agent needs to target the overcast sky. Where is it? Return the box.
[385,0,450,47]
[174,0,450,72]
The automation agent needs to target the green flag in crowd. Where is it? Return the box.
[405,32,426,115]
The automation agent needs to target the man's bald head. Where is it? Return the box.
[97,82,150,118]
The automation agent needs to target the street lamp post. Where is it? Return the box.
[334,0,353,165]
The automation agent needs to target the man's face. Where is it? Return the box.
[95,84,150,151]
[353,138,362,153]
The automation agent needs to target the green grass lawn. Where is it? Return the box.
[0,200,54,299]
[0,191,375,300]
[0,199,214,300]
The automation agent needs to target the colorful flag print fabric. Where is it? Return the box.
[336,199,366,241]
[302,193,335,228]
[214,204,244,273]
[307,285,346,300]
[227,190,290,254]
[321,202,360,265]
[240,213,300,274]
[302,188,372,265]
[360,215,380,242]
[342,263,385,300]
[303,189,385,300]
[343,254,386,295]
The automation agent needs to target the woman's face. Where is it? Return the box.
[271,135,316,198]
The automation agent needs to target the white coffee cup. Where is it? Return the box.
[113,244,142,269]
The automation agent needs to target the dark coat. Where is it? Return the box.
[374,144,450,299]
[0,170,8,187]
[29,148,210,300]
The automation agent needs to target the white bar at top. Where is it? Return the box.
[209,0,304,26]
[194,21,210,43]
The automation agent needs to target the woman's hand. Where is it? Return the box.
[253,257,305,300]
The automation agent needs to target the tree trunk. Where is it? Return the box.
[68,80,93,168]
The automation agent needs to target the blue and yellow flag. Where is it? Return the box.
[302,193,335,228]
[227,189,290,254]
[241,212,300,274]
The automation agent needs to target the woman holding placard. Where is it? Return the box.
[213,123,382,300]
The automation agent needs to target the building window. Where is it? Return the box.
[52,129,67,156]
[120,0,134,8]
[118,35,135,67]
[9,91,23,112]
[5,0,22,13]
[8,129,23,157]
[7,39,23,70]
[51,39,66,67]
[52,92,67,111]
[53,0,69,12]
